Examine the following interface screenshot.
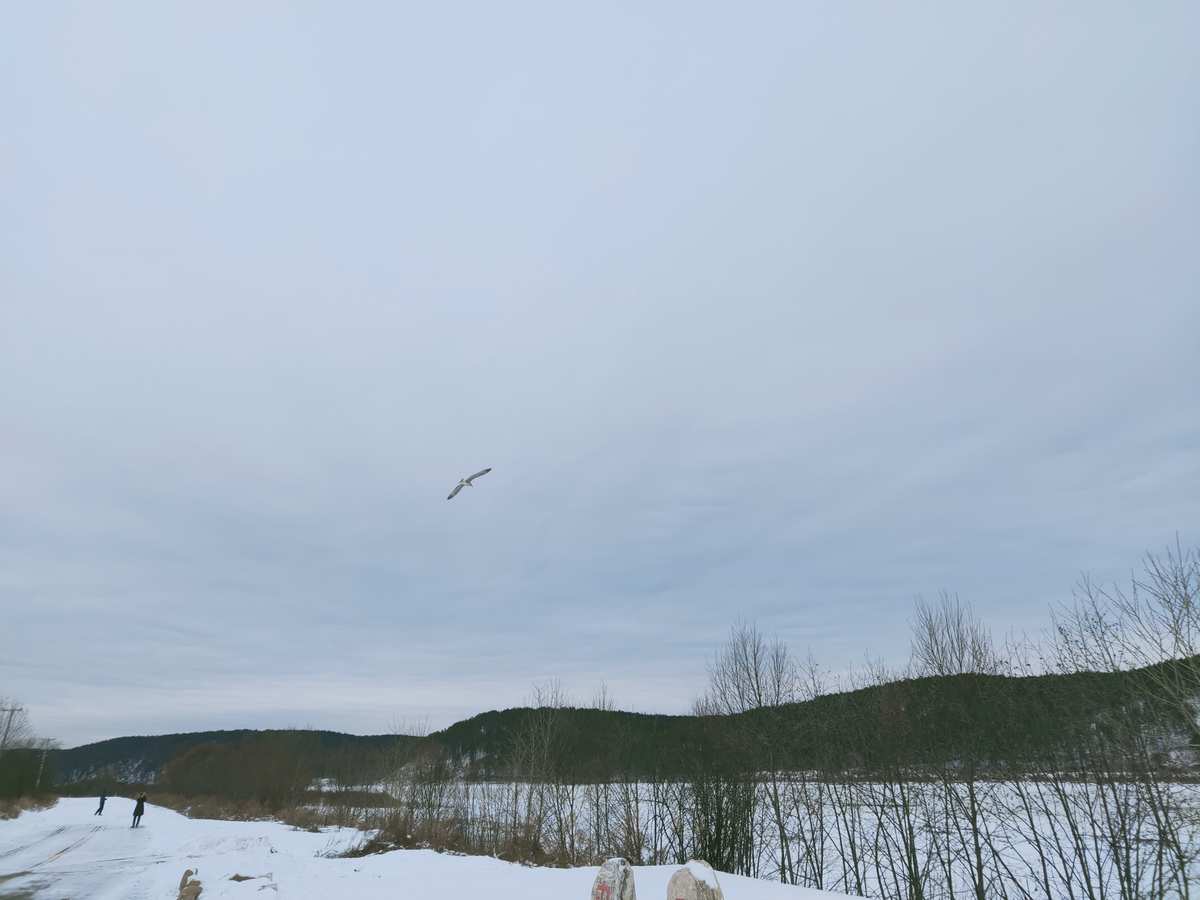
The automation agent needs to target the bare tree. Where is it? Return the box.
[910,592,999,677]
[1107,540,1198,744]
[698,621,798,716]
[591,681,616,712]
[0,700,34,759]
[695,622,799,881]
[1050,541,1200,900]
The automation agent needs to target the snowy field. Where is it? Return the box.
[0,798,842,900]
[314,776,1200,898]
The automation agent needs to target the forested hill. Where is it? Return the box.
[50,659,1198,786]
[427,661,1199,777]
[428,707,703,776]
[53,729,406,784]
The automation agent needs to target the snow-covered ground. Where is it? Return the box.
[0,798,842,899]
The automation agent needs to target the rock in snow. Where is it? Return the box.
[667,859,724,900]
[591,856,637,900]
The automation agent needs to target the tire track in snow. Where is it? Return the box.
[31,825,102,869]
[30,854,171,876]
[0,825,67,861]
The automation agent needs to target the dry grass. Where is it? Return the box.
[135,791,576,868]
[339,811,579,868]
[0,795,56,820]
[145,792,352,835]
[147,792,279,822]
[276,805,325,832]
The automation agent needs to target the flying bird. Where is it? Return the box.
[447,467,492,500]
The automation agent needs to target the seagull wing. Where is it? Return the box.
[447,483,464,500]
[465,467,492,483]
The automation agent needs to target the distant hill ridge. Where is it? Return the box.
[51,660,1199,785]
[53,729,403,785]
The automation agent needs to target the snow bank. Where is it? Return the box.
[0,798,842,898]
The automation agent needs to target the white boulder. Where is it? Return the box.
[666,860,723,900]
[591,856,637,900]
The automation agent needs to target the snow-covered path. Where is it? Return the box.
[0,798,841,899]
[0,798,358,900]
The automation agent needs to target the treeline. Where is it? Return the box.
[63,661,1190,815]
[54,663,1191,794]
[53,729,407,787]
[0,701,55,802]
[424,663,1194,781]
[56,730,409,817]
[0,749,50,799]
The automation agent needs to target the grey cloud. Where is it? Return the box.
[2,2,1197,745]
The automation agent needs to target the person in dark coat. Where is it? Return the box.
[94,793,106,815]
[131,793,146,828]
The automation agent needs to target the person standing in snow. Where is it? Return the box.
[94,793,106,815]
[131,793,146,828]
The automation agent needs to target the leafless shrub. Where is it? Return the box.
[911,592,999,678]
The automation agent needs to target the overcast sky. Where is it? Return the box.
[3,3,1197,747]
